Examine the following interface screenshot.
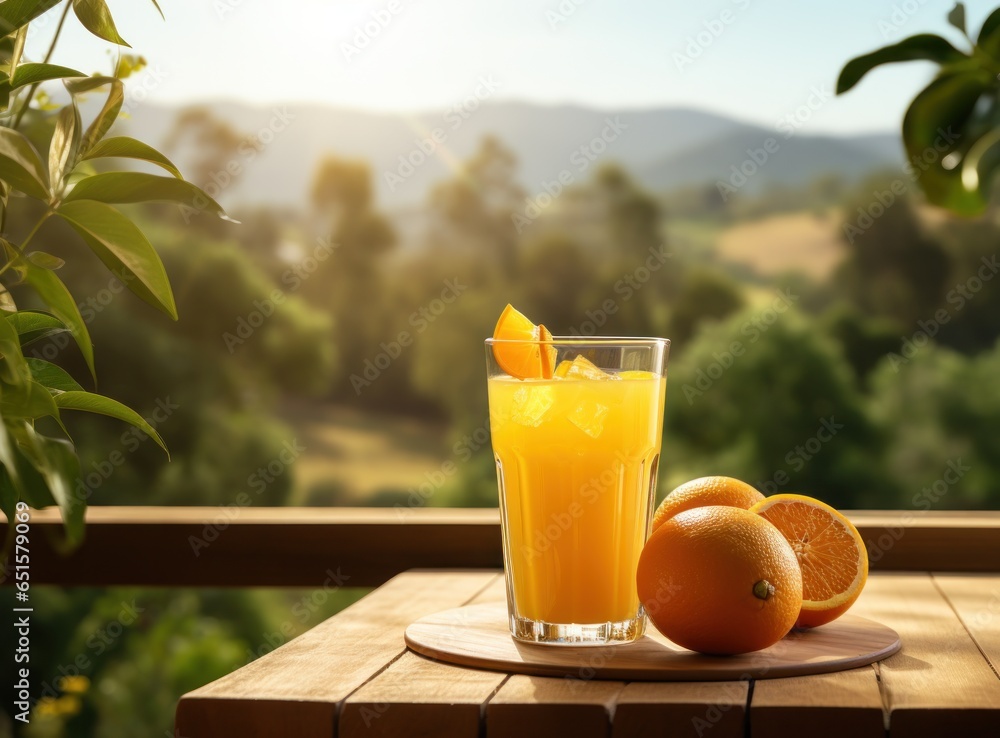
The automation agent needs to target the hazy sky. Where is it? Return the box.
[26,0,998,134]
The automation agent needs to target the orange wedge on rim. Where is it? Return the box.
[750,494,869,628]
[492,304,556,379]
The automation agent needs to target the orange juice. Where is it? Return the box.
[488,370,666,626]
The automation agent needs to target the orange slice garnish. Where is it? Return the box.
[492,304,556,379]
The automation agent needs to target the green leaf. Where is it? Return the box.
[55,199,177,319]
[49,104,82,193]
[72,0,129,47]
[54,390,167,454]
[902,71,994,215]
[149,0,163,20]
[10,63,87,90]
[978,7,1000,58]
[0,378,60,419]
[113,53,146,80]
[0,421,20,515]
[0,0,62,35]
[979,7,1000,42]
[9,423,83,546]
[0,311,29,386]
[65,76,124,157]
[64,172,228,218]
[10,24,27,79]
[82,136,182,179]
[0,239,28,284]
[0,238,26,280]
[24,266,95,380]
[948,3,967,35]
[35,433,82,546]
[837,34,968,94]
[6,310,68,346]
[26,357,83,392]
[0,287,17,314]
[2,425,56,512]
[0,126,50,200]
[27,251,65,270]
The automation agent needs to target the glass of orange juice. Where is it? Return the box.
[485,336,669,644]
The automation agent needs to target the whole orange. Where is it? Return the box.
[651,476,764,531]
[637,506,803,655]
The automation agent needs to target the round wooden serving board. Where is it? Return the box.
[404,604,901,681]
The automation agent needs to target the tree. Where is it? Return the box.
[163,106,262,193]
[595,164,666,266]
[823,305,902,385]
[934,217,1000,353]
[668,268,745,345]
[584,165,675,337]
[666,308,888,508]
[429,136,524,281]
[519,233,598,333]
[308,156,396,401]
[836,177,951,327]
[869,340,1000,509]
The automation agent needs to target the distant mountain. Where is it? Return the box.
[641,129,905,194]
[117,101,902,210]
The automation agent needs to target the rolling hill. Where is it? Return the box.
[117,101,904,210]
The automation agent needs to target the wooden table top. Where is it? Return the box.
[175,571,1000,738]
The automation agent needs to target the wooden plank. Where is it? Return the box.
[750,667,884,738]
[3,508,999,587]
[339,576,508,737]
[1,507,502,587]
[850,573,1000,736]
[175,570,496,738]
[468,573,508,605]
[339,652,504,738]
[487,674,624,738]
[934,574,1000,677]
[849,510,1000,573]
[612,681,747,738]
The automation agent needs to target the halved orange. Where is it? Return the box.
[749,494,869,628]
[492,304,556,379]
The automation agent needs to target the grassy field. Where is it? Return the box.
[715,210,844,280]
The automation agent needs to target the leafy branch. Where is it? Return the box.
[0,0,225,546]
[837,2,1000,216]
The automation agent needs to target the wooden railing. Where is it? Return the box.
[4,507,1000,586]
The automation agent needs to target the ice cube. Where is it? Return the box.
[510,385,555,427]
[568,401,610,438]
[556,355,613,380]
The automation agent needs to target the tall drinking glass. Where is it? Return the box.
[485,337,669,644]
